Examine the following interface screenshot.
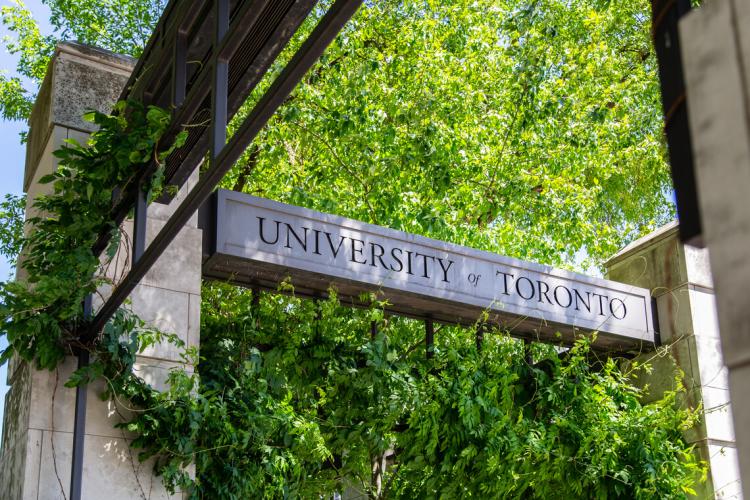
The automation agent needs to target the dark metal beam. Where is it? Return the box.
[217,0,272,62]
[172,29,187,107]
[650,0,699,245]
[211,0,230,158]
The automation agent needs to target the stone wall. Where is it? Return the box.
[0,42,201,500]
[606,222,741,498]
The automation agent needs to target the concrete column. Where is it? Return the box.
[0,42,201,499]
[677,1,750,497]
[606,222,741,498]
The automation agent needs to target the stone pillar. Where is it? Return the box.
[0,42,202,499]
[677,2,750,497]
[605,222,741,498]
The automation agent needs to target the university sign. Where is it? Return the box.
[203,190,656,351]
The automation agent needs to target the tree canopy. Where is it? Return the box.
[226,0,674,269]
[3,0,673,267]
[0,1,701,499]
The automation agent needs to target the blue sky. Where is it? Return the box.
[0,0,52,434]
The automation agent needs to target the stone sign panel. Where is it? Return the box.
[203,189,656,351]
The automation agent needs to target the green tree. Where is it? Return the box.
[3,0,673,266]
[0,193,25,266]
[226,0,673,267]
[0,0,164,121]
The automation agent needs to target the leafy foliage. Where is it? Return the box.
[0,0,55,121]
[0,193,26,267]
[0,0,162,123]
[392,336,703,498]
[76,280,703,499]
[190,284,705,499]
[43,0,166,56]
[225,0,674,267]
[0,101,184,369]
[2,0,673,265]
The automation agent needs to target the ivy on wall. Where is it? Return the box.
[0,101,183,369]
[0,103,706,499]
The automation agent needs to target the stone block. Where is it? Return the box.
[0,428,41,500]
[133,358,193,393]
[682,384,709,446]
[21,429,43,500]
[24,125,67,208]
[709,443,743,499]
[689,287,721,340]
[24,356,139,441]
[81,434,177,500]
[98,221,134,288]
[142,218,202,296]
[25,42,134,192]
[6,353,20,385]
[701,385,735,444]
[36,430,182,500]
[37,430,72,499]
[621,349,681,405]
[28,357,77,434]
[83,377,140,441]
[128,284,191,362]
[1,359,31,453]
[103,218,202,297]
[93,284,196,364]
[65,128,91,147]
[693,335,729,391]
[673,335,701,393]
[148,166,200,228]
[684,244,714,290]
[655,285,694,344]
[605,222,685,293]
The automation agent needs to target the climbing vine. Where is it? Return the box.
[0,101,706,499]
[0,100,183,369]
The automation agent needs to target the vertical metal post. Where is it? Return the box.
[523,339,533,365]
[252,287,261,329]
[70,295,92,500]
[650,0,697,244]
[211,0,230,160]
[173,30,187,108]
[476,323,484,352]
[132,181,148,264]
[425,318,434,359]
